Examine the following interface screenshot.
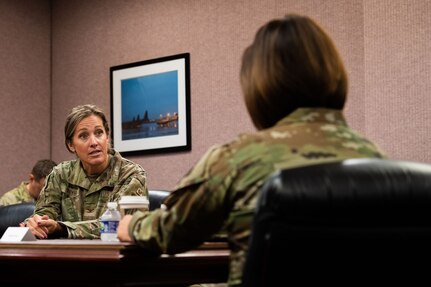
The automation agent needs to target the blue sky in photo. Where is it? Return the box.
[121,70,178,122]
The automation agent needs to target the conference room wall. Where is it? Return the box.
[0,0,51,193]
[0,0,430,193]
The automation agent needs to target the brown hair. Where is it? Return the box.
[31,159,57,181]
[240,14,348,130]
[64,104,110,153]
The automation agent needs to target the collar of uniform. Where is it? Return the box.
[276,108,348,127]
[67,148,120,190]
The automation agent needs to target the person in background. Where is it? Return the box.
[0,159,57,206]
[23,104,148,239]
[117,14,386,286]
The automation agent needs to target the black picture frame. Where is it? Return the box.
[110,53,191,155]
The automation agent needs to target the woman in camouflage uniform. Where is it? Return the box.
[117,14,386,286]
[24,104,148,239]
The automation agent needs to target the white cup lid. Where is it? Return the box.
[119,196,149,205]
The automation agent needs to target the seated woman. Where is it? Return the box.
[117,14,386,286]
[24,104,148,239]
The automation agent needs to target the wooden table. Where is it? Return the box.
[0,239,229,286]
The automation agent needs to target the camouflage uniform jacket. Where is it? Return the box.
[35,149,148,239]
[128,108,386,286]
[0,181,32,206]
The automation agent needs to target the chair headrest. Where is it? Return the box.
[258,158,431,226]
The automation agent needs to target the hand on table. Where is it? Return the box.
[20,214,60,239]
[117,215,133,241]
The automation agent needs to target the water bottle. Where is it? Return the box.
[100,201,121,241]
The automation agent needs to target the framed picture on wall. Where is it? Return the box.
[110,53,191,155]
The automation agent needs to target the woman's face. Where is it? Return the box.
[68,114,110,175]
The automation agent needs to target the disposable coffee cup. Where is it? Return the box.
[118,196,149,217]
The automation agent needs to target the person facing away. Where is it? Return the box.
[0,159,57,206]
[23,104,148,239]
[117,14,386,286]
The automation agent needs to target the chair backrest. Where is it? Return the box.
[242,158,431,286]
[0,202,35,237]
[148,189,170,211]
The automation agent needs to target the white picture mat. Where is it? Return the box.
[111,56,189,153]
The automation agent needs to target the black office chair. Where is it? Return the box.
[242,158,431,286]
[0,202,35,237]
[148,189,170,211]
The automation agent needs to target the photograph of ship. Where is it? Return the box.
[121,70,179,141]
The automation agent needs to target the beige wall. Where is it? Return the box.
[1,0,430,193]
[0,0,51,192]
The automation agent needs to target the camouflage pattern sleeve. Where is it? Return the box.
[35,167,67,222]
[106,158,148,202]
[0,182,32,206]
[129,145,230,254]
